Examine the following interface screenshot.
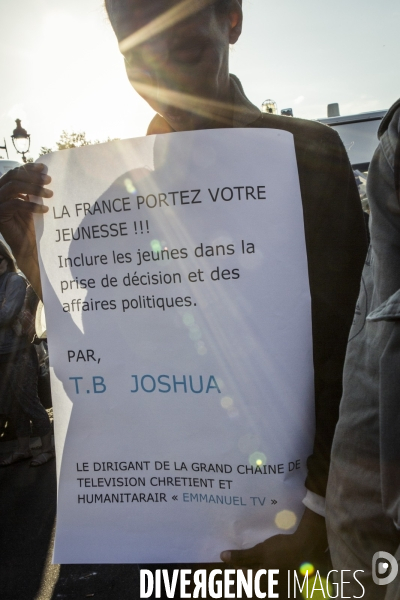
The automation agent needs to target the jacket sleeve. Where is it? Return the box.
[0,274,26,326]
[297,125,368,496]
[248,114,368,497]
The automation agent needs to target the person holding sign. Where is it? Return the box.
[0,0,367,579]
[0,240,53,467]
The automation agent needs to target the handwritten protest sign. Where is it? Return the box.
[35,128,314,563]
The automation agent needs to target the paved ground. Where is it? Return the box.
[0,439,142,600]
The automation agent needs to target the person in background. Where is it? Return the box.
[0,240,53,467]
[327,98,400,599]
[0,0,367,579]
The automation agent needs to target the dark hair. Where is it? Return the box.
[0,241,17,273]
[214,0,238,13]
[105,0,239,28]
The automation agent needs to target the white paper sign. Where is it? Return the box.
[35,128,314,564]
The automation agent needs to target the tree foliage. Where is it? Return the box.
[56,130,95,151]
[38,131,119,156]
[38,146,53,156]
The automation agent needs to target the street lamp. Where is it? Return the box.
[11,119,30,163]
[261,99,278,115]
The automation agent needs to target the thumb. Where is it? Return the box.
[220,547,260,567]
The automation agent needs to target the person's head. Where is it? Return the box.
[0,241,16,276]
[105,0,243,131]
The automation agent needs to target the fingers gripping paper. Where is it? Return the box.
[35,128,314,564]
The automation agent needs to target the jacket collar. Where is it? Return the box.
[229,74,261,128]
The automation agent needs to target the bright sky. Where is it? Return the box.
[0,0,399,162]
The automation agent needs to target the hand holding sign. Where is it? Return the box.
[221,508,327,571]
[0,162,52,297]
